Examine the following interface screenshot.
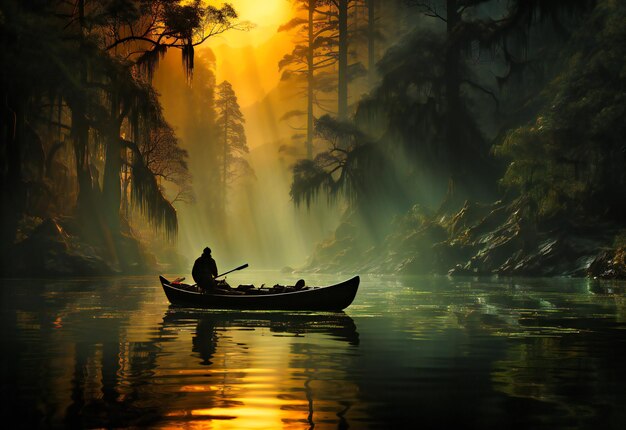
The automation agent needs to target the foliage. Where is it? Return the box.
[0,0,243,258]
[352,27,496,207]
[279,0,340,158]
[141,122,193,205]
[493,0,626,221]
[215,81,253,208]
[105,0,247,80]
[290,114,386,207]
[126,139,178,238]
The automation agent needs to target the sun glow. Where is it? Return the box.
[233,0,291,29]
[210,0,292,47]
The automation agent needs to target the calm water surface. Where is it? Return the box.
[1,272,626,429]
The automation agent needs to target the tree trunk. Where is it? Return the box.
[337,0,348,121]
[445,0,462,183]
[367,0,376,89]
[72,0,97,220]
[306,0,315,159]
[71,105,95,216]
[102,116,122,233]
[222,105,228,214]
[0,93,26,254]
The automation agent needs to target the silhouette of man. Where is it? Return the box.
[192,247,218,293]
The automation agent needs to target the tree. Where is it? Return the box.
[0,0,245,270]
[366,0,378,88]
[96,0,246,236]
[215,81,252,213]
[335,0,349,120]
[492,0,626,223]
[289,0,596,221]
[0,0,94,247]
[137,120,193,206]
[279,0,338,159]
[104,0,249,80]
[403,0,594,208]
[290,114,397,240]
[291,114,383,207]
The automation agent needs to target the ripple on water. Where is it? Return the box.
[2,274,626,429]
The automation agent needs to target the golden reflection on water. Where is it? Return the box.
[5,276,626,428]
[151,311,361,429]
[158,366,357,428]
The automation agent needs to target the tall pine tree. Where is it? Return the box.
[215,81,252,214]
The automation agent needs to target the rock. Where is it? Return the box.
[446,200,496,237]
[587,247,626,279]
[302,194,625,279]
[115,232,158,274]
[463,201,511,242]
[7,218,115,276]
[335,221,357,240]
[447,263,476,276]
[432,241,477,274]
[2,215,167,277]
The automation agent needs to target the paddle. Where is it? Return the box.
[188,264,249,288]
[216,263,249,279]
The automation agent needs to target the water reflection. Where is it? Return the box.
[3,275,626,429]
[163,308,360,345]
[156,308,360,428]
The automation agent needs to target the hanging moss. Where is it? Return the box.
[181,38,194,82]
[137,44,168,82]
[129,145,178,239]
[290,115,385,208]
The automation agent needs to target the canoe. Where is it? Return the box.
[159,275,360,311]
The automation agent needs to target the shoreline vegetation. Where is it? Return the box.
[2,160,624,280]
[1,2,624,281]
[288,0,626,281]
[0,1,245,277]
[5,197,624,280]
[299,198,626,280]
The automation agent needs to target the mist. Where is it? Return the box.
[152,49,342,271]
[1,0,624,280]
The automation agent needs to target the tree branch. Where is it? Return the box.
[461,79,499,109]
[412,2,447,22]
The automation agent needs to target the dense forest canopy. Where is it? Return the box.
[0,0,624,278]
[0,0,246,274]
[286,0,625,277]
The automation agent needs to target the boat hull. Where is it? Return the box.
[159,275,360,311]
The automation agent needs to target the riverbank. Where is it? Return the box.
[0,216,186,277]
[301,198,626,280]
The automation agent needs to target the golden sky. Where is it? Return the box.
[222,0,292,47]
[203,0,295,107]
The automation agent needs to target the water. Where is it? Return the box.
[1,273,626,429]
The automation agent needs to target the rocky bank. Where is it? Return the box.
[302,198,626,280]
[1,216,184,277]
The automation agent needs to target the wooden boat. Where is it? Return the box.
[159,275,360,311]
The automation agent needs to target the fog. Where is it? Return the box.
[153,49,342,270]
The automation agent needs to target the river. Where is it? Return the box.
[1,273,626,429]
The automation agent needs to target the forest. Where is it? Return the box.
[0,0,624,279]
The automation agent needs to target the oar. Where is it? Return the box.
[216,263,249,279]
[188,264,249,287]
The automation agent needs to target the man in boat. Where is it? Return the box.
[192,247,218,293]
